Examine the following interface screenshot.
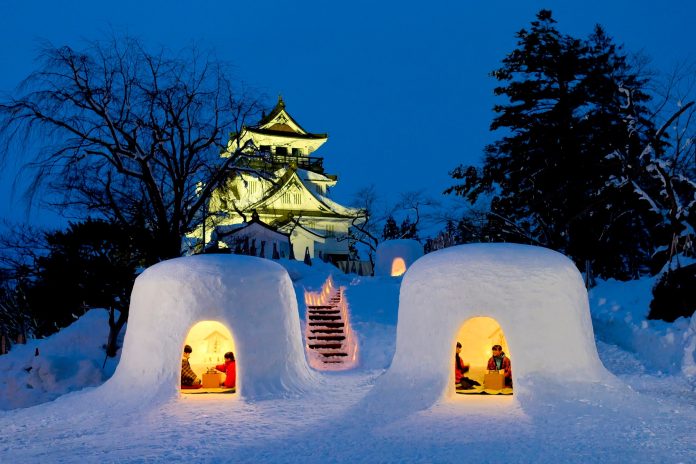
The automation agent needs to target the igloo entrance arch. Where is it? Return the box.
[454,316,513,394]
[181,320,237,394]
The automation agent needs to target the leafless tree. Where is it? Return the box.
[392,190,439,239]
[0,36,262,261]
[0,221,47,342]
[343,185,382,271]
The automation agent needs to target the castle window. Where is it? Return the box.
[292,147,303,156]
[276,146,288,156]
[326,224,335,238]
[282,193,291,204]
[248,181,257,194]
[293,193,302,204]
[259,145,271,154]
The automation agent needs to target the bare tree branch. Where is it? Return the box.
[0,36,263,261]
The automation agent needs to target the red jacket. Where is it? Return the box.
[487,355,512,378]
[215,360,236,388]
[454,353,469,383]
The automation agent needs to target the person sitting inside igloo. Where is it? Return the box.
[487,344,512,387]
[215,351,236,389]
[181,344,202,388]
[455,342,480,390]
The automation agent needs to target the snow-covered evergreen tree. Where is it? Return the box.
[447,10,659,279]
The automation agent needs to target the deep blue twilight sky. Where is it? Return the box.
[1,0,694,230]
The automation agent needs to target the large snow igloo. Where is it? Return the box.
[374,239,424,277]
[375,243,609,408]
[103,255,315,401]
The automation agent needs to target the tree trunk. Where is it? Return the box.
[106,308,128,358]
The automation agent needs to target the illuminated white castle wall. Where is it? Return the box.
[202,97,365,263]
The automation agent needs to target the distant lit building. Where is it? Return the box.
[202,97,365,262]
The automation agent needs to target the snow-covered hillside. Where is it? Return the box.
[0,252,695,463]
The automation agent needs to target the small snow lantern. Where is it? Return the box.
[374,239,423,277]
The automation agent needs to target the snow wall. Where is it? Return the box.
[374,239,423,276]
[101,255,315,402]
[371,243,611,410]
[684,312,696,386]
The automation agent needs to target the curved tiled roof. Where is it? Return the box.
[255,96,327,139]
[246,127,327,140]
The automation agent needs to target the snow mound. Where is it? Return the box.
[589,277,692,374]
[99,255,316,404]
[683,312,696,386]
[369,243,611,411]
[0,309,120,410]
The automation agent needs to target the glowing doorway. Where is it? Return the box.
[454,316,513,395]
[181,320,236,394]
[391,258,407,276]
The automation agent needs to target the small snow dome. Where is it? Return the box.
[374,243,609,409]
[374,239,423,277]
[102,255,315,402]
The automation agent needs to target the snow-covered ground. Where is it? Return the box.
[1,255,695,463]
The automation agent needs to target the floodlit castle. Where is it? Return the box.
[202,97,365,263]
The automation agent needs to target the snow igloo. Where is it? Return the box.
[374,239,424,277]
[101,255,314,401]
[375,243,609,408]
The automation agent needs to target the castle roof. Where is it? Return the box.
[243,167,363,220]
[250,96,328,140]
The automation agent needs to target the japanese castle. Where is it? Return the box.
[201,97,365,264]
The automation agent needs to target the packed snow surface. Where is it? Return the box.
[1,246,695,463]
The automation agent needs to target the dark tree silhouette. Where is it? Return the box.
[447,10,660,279]
[0,36,262,262]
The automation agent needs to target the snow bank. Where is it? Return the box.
[0,309,120,410]
[682,312,696,386]
[370,243,610,411]
[374,239,423,276]
[589,277,692,375]
[99,255,316,403]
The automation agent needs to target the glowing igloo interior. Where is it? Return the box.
[454,316,512,394]
[391,257,407,277]
[182,320,236,381]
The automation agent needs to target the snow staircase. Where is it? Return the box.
[304,276,358,371]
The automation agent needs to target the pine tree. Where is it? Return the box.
[447,10,658,279]
[399,217,418,240]
[26,219,151,356]
[382,215,400,240]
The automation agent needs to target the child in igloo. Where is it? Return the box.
[487,345,512,387]
[455,342,480,390]
[181,345,202,388]
[215,351,237,388]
